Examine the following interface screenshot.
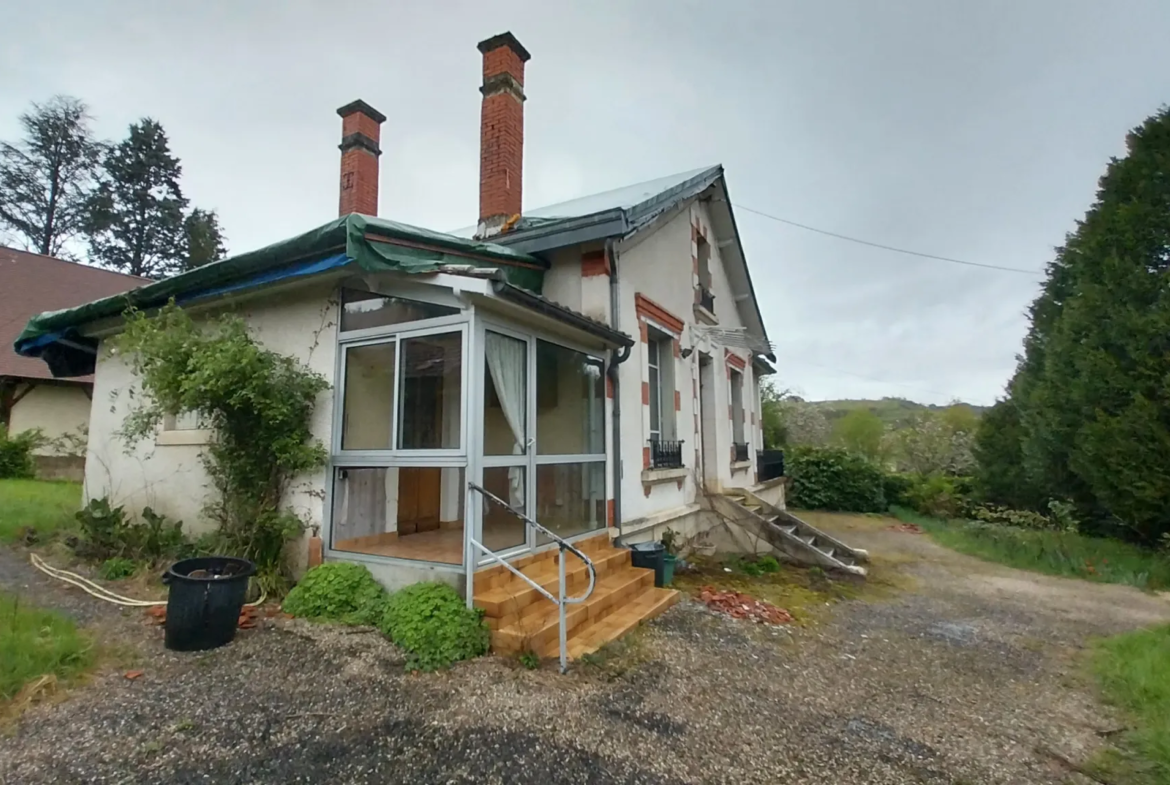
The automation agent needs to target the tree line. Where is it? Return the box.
[0,96,226,278]
[764,104,1170,549]
[974,106,1170,548]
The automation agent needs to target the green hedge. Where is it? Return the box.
[787,447,888,512]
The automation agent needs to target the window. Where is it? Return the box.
[535,462,605,545]
[697,235,711,290]
[164,410,203,431]
[730,368,746,456]
[397,332,463,450]
[331,466,466,564]
[535,341,604,455]
[341,342,396,450]
[483,331,527,456]
[534,339,606,542]
[646,332,675,443]
[340,288,458,333]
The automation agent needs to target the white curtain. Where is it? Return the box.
[486,332,526,509]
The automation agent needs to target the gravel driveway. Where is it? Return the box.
[3,512,1169,785]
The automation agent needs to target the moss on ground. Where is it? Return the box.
[672,553,903,625]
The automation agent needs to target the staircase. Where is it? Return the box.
[474,532,679,660]
[718,489,869,576]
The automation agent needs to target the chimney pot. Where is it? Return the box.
[337,100,384,217]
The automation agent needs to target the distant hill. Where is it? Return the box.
[800,397,987,428]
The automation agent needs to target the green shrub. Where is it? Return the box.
[282,562,387,625]
[71,498,190,563]
[98,557,137,580]
[787,447,887,512]
[882,473,914,508]
[740,554,781,577]
[0,429,45,479]
[379,582,489,672]
[903,474,971,519]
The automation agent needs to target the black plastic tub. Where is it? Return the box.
[162,557,256,652]
[629,541,666,588]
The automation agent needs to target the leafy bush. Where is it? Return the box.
[902,474,972,519]
[0,429,45,479]
[965,503,1058,531]
[740,554,781,577]
[282,562,387,625]
[71,497,190,563]
[881,473,914,508]
[117,303,329,596]
[787,447,887,513]
[98,557,137,580]
[379,582,489,672]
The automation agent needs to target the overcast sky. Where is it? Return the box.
[4,1,1169,405]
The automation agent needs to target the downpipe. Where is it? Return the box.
[605,238,632,541]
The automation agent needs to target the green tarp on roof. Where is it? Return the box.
[15,214,545,376]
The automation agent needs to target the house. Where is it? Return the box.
[0,247,145,479]
[14,31,801,659]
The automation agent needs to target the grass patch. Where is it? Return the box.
[0,479,81,544]
[0,591,94,703]
[1089,625,1170,784]
[890,506,1170,591]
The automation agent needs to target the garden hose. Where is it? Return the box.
[28,553,267,607]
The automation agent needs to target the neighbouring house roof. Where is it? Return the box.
[458,165,773,361]
[14,213,630,379]
[0,247,147,383]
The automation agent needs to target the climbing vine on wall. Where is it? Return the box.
[116,301,330,594]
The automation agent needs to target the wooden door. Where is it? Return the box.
[397,467,441,534]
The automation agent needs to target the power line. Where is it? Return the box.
[782,355,959,401]
[731,202,1043,276]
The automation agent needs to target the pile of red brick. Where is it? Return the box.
[887,523,923,534]
[144,604,264,629]
[697,586,793,625]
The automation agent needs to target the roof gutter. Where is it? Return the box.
[488,280,633,348]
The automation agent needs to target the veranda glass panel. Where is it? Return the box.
[331,467,466,564]
[535,462,606,545]
[535,341,604,455]
[340,288,459,332]
[341,342,395,450]
[480,465,527,553]
[483,332,527,455]
[398,331,462,450]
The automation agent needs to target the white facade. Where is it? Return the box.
[8,383,91,456]
[85,282,339,540]
[539,199,767,539]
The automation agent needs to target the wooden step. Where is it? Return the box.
[475,548,631,618]
[562,587,680,660]
[490,567,655,654]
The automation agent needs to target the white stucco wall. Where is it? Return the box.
[84,283,339,538]
[553,200,766,531]
[8,383,91,456]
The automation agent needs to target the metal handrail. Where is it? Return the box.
[467,482,597,674]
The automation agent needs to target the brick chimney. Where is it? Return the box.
[337,100,385,216]
[477,32,530,237]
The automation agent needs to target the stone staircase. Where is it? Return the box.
[473,532,680,660]
[719,489,869,576]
